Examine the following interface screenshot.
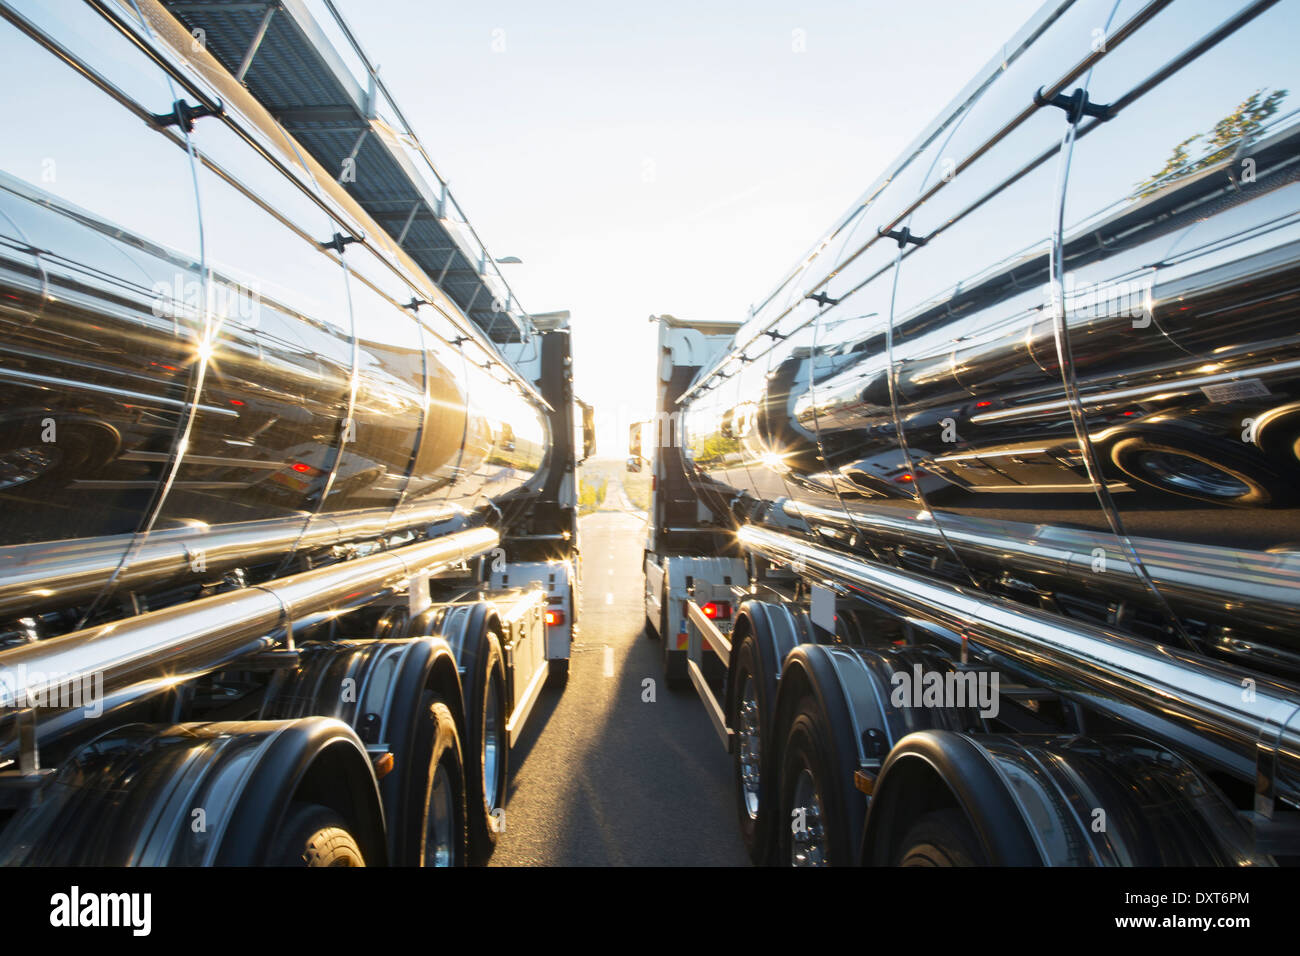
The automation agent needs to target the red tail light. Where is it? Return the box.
[291,462,321,475]
[701,601,731,621]
[545,610,565,627]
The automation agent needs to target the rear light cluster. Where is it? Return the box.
[892,468,927,484]
[701,601,732,621]
[545,609,565,627]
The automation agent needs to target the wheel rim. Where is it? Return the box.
[1134,450,1249,498]
[0,445,59,489]
[737,674,761,820]
[790,765,827,867]
[483,674,501,809]
[425,762,455,867]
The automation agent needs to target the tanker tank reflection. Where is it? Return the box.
[0,173,546,620]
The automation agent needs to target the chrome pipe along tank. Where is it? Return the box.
[0,525,500,723]
[0,1,549,632]
[0,501,467,619]
[676,0,1300,682]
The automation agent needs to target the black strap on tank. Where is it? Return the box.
[320,232,361,253]
[151,98,225,132]
[804,291,840,307]
[878,226,928,248]
[1033,86,1112,124]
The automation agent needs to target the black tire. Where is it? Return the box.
[663,633,688,689]
[895,809,987,867]
[405,694,467,867]
[373,606,410,640]
[268,803,366,867]
[776,695,856,866]
[659,599,690,688]
[1109,435,1290,508]
[645,582,663,641]
[463,632,508,865]
[728,632,778,865]
[548,657,570,686]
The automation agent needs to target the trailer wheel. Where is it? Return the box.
[463,632,509,864]
[663,621,688,689]
[409,694,468,867]
[1109,435,1289,507]
[269,803,366,867]
[660,597,691,688]
[373,606,411,640]
[777,695,854,866]
[895,809,987,867]
[729,632,778,864]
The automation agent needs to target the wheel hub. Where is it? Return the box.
[791,766,827,867]
[737,676,761,819]
[483,676,501,809]
[425,763,454,867]
[0,445,60,490]
[1135,450,1249,498]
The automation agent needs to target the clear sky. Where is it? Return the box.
[331,0,1044,453]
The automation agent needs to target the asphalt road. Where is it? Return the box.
[489,468,749,867]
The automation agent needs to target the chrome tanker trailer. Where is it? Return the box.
[0,0,590,865]
[644,0,1300,866]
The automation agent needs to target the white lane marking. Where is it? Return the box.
[603,645,614,677]
[605,592,613,604]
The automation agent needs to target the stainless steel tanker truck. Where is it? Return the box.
[642,0,1300,866]
[0,0,591,865]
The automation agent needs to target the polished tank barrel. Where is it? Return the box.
[0,0,548,625]
[679,0,1300,680]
